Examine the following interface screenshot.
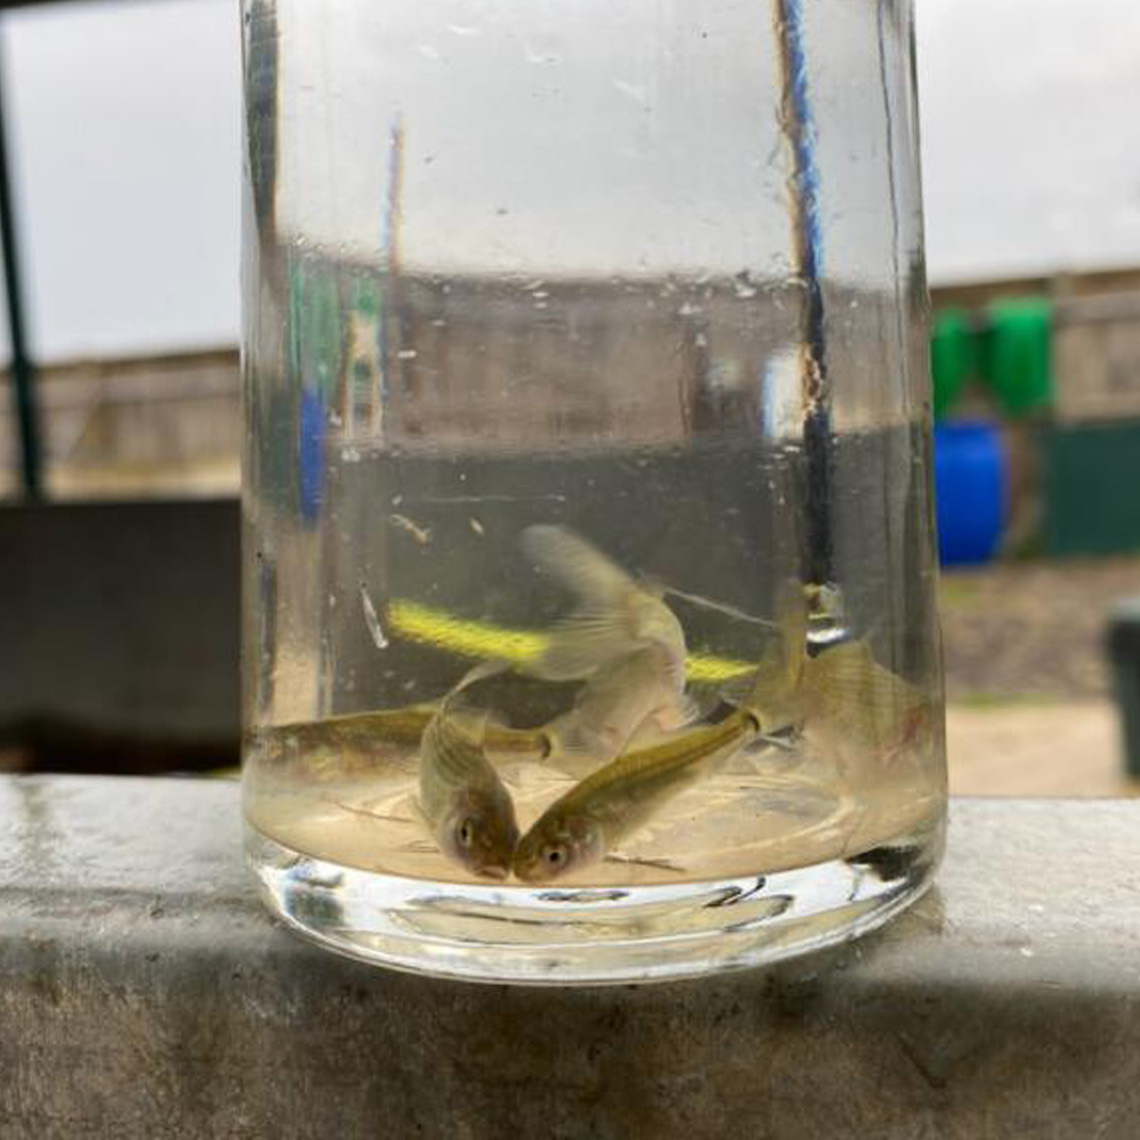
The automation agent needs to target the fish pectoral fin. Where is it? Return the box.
[393,839,439,855]
[621,702,699,754]
[653,692,703,732]
[604,852,685,874]
[542,719,606,779]
[331,801,416,825]
[757,730,799,752]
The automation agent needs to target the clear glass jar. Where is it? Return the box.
[241,0,945,983]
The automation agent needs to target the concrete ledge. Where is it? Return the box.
[1,777,1138,1139]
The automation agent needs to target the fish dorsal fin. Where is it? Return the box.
[774,577,808,689]
[804,640,920,718]
[439,658,512,719]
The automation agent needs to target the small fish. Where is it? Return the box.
[513,697,770,883]
[419,662,520,879]
[523,525,693,768]
[522,525,687,684]
[247,707,438,780]
[545,643,699,776]
[799,640,933,768]
[252,705,549,776]
[747,580,933,768]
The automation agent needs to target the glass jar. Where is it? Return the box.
[241,0,945,983]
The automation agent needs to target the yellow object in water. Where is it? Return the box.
[386,598,753,684]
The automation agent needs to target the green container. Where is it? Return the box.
[983,299,1054,416]
[931,309,978,419]
[1107,599,1140,779]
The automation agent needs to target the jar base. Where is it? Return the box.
[246,819,942,985]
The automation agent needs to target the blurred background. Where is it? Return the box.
[0,0,1137,794]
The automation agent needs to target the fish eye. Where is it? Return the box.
[457,819,475,848]
[544,844,568,868]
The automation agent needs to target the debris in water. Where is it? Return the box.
[390,513,432,545]
[360,585,390,649]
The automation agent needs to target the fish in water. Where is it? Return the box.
[748,580,933,768]
[523,525,694,770]
[718,576,809,736]
[513,688,775,883]
[250,704,550,780]
[419,662,521,879]
[523,524,687,683]
[799,640,934,769]
[545,642,701,776]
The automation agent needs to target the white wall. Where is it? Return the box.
[2,0,241,361]
[0,0,1136,361]
[918,0,1140,283]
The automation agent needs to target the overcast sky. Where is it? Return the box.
[2,0,1139,361]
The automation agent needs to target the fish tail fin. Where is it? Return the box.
[523,524,642,679]
[523,525,688,680]
[522,524,635,608]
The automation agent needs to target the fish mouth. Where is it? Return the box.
[475,862,511,881]
[511,861,548,885]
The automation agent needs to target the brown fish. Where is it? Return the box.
[513,703,769,884]
[419,663,521,879]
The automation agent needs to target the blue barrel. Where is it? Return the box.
[934,421,1007,566]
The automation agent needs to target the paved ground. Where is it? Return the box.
[941,555,1139,700]
[941,555,1140,796]
[948,700,1137,796]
